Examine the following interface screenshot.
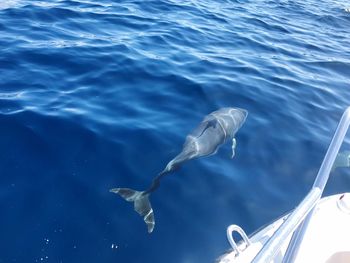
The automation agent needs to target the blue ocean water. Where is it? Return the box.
[0,0,350,262]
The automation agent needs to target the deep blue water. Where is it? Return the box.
[1,0,350,262]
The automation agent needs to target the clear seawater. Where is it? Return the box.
[0,0,350,262]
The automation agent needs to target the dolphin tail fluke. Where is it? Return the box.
[110,188,155,233]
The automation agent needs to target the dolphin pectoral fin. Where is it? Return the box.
[110,188,155,233]
[231,138,236,158]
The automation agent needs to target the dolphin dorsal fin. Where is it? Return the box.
[198,119,217,137]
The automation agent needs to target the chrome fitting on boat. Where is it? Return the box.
[226,224,251,256]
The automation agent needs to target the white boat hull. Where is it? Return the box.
[218,193,350,263]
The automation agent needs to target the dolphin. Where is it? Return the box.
[331,150,350,172]
[110,107,248,233]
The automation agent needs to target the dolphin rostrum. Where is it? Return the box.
[110,107,248,233]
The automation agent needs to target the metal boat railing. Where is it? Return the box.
[251,107,350,263]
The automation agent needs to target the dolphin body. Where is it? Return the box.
[110,107,248,233]
[331,150,350,172]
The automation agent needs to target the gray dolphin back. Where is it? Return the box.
[173,107,248,163]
